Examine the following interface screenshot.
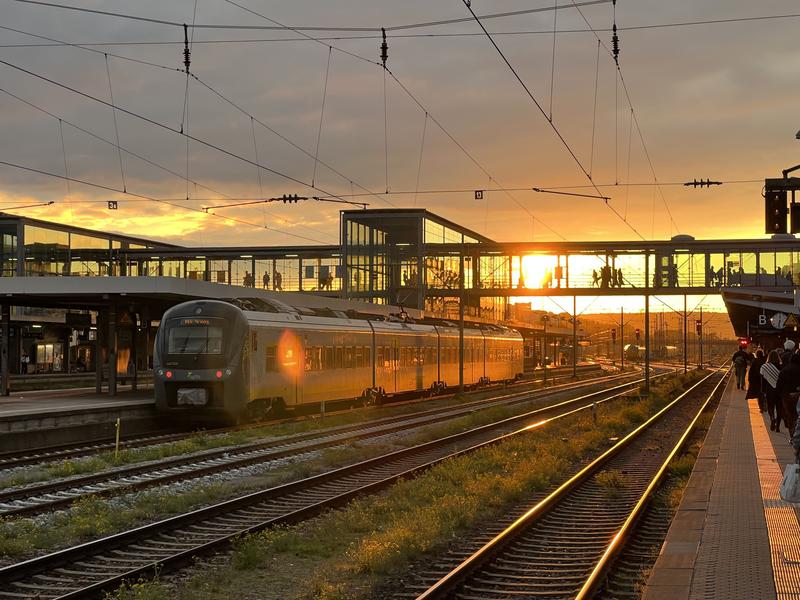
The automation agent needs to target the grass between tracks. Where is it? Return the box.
[106,370,705,600]
[0,372,616,558]
[0,371,609,492]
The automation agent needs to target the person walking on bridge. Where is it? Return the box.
[732,345,751,390]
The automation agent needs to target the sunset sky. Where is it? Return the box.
[1,0,798,257]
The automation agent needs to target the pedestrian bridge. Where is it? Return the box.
[407,235,800,298]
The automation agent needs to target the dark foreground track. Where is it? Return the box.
[415,368,728,600]
[0,372,653,600]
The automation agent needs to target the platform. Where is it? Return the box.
[644,375,800,599]
[0,388,156,452]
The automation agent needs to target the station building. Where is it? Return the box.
[8,204,800,384]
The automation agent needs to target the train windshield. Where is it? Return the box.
[167,318,224,355]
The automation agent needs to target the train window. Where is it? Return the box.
[364,347,371,366]
[304,347,312,371]
[335,346,344,369]
[251,332,257,353]
[324,347,333,370]
[345,346,354,368]
[355,346,364,368]
[265,346,276,372]
[376,346,383,367]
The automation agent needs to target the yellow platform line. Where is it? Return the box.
[749,399,800,597]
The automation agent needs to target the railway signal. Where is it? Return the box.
[610,328,616,342]
[635,328,640,341]
[695,319,703,336]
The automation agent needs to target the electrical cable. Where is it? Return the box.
[5,11,800,48]
[312,47,332,188]
[0,57,355,205]
[221,0,561,238]
[9,0,611,32]
[104,54,126,193]
[0,87,338,242]
[413,112,427,208]
[460,0,644,241]
[0,20,397,211]
[0,160,332,244]
[569,1,679,235]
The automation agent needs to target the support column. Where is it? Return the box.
[108,304,117,397]
[683,295,688,373]
[95,312,103,394]
[458,254,464,392]
[572,296,577,378]
[131,311,138,393]
[620,307,624,371]
[644,254,651,397]
[1,304,9,396]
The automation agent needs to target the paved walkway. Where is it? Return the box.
[644,376,800,600]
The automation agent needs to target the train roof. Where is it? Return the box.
[222,297,519,336]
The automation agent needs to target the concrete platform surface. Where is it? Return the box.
[0,387,153,419]
[644,375,800,600]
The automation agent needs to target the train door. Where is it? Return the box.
[391,336,400,393]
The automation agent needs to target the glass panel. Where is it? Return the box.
[777,252,792,286]
[0,225,18,276]
[161,260,182,278]
[230,259,252,287]
[24,225,69,276]
[185,259,207,281]
[273,258,299,291]
[71,234,110,251]
[759,251,776,286]
[207,259,229,284]
[166,318,223,354]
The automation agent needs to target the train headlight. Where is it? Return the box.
[225,369,232,375]
[165,370,173,379]
[215,370,223,379]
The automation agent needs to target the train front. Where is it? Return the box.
[153,300,249,422]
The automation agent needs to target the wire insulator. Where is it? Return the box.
[612,24,619,65]
[183,23,191,73]
[380,27,388,68]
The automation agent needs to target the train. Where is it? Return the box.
[624,344,680,362]
[154,298,524,422]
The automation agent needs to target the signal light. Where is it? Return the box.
[765,190,788,234]
[165,370,173,379]
[215,370,223,379]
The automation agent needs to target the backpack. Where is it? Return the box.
[734,355,746,367]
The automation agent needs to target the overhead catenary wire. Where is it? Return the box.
[220,0,562,238]
[6,11,800,48]
[0,23,392,215]
[312,47,332,188]
[9,0,612,32]
[0,86,336,242]
[413,112,428,207]
[0,160,333,244]
[103,54,126,193]
[57,118,73,221]
[0,57,358,206]
[568,0,678,236]
[459,0,644,241]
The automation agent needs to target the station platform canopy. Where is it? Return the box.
[721,287,798,338]
[0,276,420,318]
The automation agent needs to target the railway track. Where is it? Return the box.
[413,368,728,600]
[0,369,661,599]
[0,371,654,518]
[0,365,605,471]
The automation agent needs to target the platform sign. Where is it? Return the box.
[770,312,788,329]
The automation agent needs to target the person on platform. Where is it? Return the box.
[761,350,783,432]
[777,352,800,439]
[731,345,751,390]
[746,349,766,410]
[781,339,796,368]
